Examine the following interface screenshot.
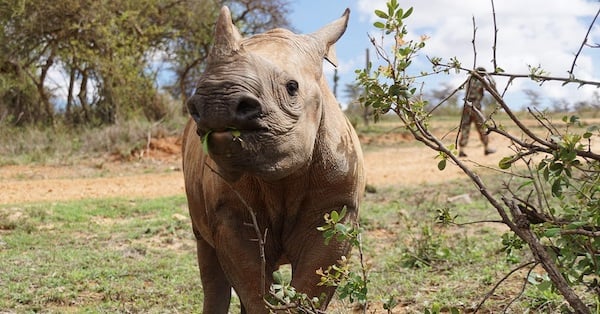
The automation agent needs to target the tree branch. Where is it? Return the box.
[204,162,268,296]
[490,0,499,71]
[569,6,600,77]
[474,261,537,312]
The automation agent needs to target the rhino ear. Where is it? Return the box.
[310,8,350,67]
[210,6,243,58]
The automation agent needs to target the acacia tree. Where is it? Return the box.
[165,0,291,111]
[356,1,600,313]
[0,0,290,126]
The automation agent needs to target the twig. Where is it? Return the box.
[490,0,498,71]
[492,71,600,88]
[503,198,590,314]
[453,219,505,227]
[528,107,560,136]
[474,261,536,312]
[503,262,539,313]
[561,229,600,237]
[471,16,478,69]
[204,162,268,296]
[427,77,469,116]
[356,220,368,314]
[569,6,600,76]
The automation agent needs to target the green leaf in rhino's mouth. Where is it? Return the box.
[201,127,242,154]
[201,130,212,154]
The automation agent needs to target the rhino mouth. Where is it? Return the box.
[202,127,269,159]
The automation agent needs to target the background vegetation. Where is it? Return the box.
[0,0,290,126]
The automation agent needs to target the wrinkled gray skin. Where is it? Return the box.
[182,6,365,313]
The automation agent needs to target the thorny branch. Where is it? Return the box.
[474,261,537,312]
[503,262,539,313]
[204,162,268,296]
[569,6,600,76]
[365,0,600,312]
[471,16,477,70]
[491,71,600,88]
[490,0,498,71]
[467,69,600,161]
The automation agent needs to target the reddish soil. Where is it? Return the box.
[0,133,512,205]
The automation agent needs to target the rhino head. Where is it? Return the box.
[186,7,349,182]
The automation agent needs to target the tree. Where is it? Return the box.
[357,1,600,313]
[164,0,291,112]
[343,82,369,126]
[0,0,291,126]
[425,82,462,115]
[523,88,542,109]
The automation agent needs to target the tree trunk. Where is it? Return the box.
[37,52,55,125]
[66,62,76,120]
[78,68,90,122]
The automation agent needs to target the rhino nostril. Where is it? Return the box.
[236,96,261,120]
[186,95,202,124]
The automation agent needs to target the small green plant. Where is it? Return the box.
[266,269,325,313]
[265,207,368,312]
[500,232,525,264]
[316,207,368,307]
[423,303,460,314]
[400,225,449,268]
[525,273,564,311]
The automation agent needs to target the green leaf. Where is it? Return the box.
[551,180,562,197]
[544,228,561,237]
[373,21,385,29]
[517,180,534,190]
[402,7,414,18]
[538,160,547,170]
[331,210,339,223]
[549,162,563,172]
[273,270,284,284]
[499,156,513,169]
[374,9,388,19]
[230,129,241,137]
[335,223,348,234]
[201,130,212,154]
[437,159,446,171]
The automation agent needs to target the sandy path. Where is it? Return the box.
[0,133,514,205]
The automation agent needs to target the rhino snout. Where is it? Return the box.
[187,93,264,135]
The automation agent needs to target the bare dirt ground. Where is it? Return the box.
[0,132,514,205]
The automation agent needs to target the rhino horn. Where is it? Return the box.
[210,6,242,59]
[311,8,350,67]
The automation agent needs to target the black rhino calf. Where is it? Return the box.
[182,6,365,313]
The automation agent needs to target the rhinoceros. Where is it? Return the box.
[182,6,364,313]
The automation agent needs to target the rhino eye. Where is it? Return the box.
[285,80,299,96]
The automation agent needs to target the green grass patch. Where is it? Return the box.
[0,196,207,313]
[0,178,584,313]
[328,176,567,313]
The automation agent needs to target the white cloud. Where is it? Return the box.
[355,0,600,107]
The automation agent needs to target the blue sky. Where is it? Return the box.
[46,1,599,111]
[288,0,600,109]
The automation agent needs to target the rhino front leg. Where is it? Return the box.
[287,210,357,310]
[214,224,276,314]
[289,241,347,309]
[196,235,232,313]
